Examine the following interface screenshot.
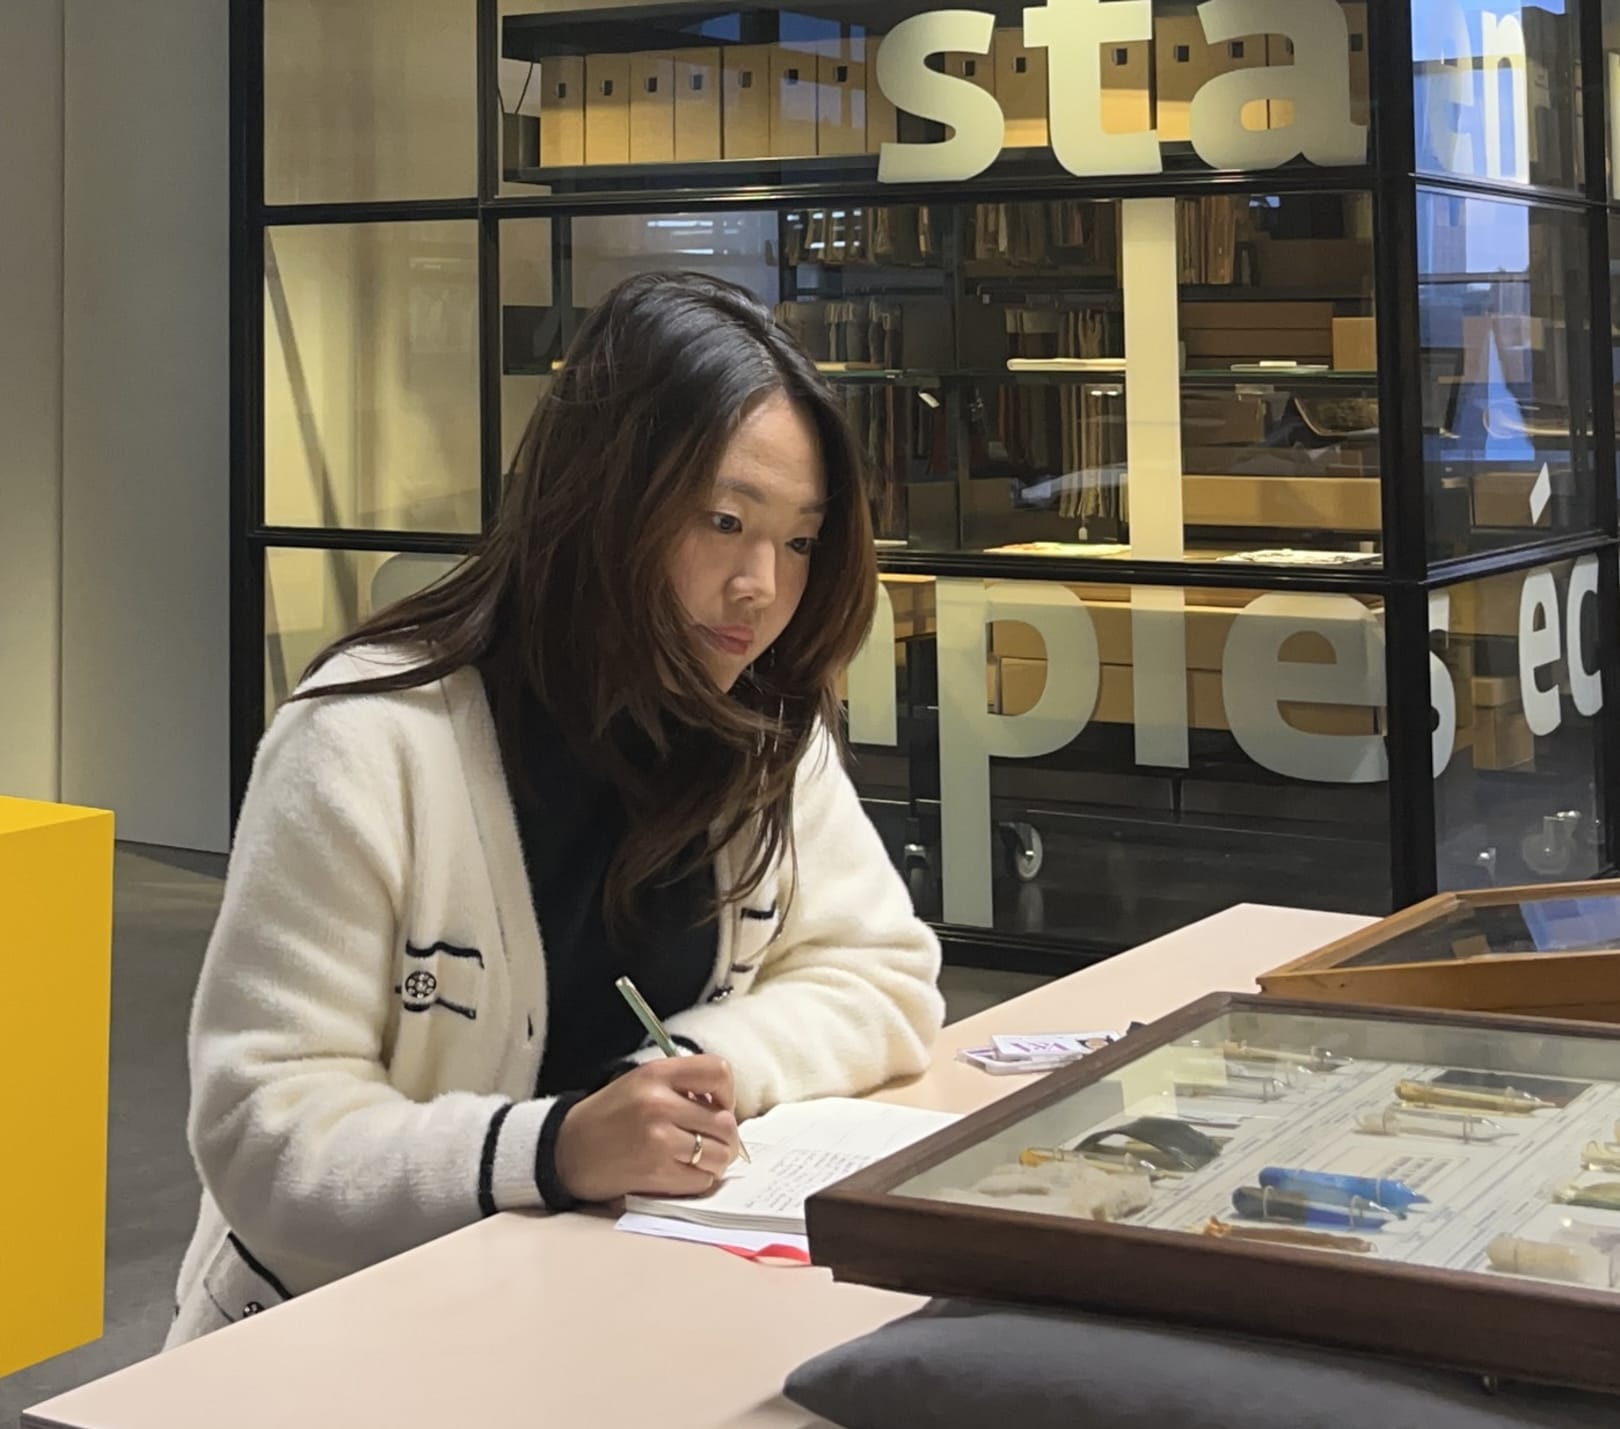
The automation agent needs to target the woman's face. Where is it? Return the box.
[669,393,828,692]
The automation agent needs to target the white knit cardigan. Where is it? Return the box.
[165,648,944,1347]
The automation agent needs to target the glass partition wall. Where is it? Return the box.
[231,0,1620,969]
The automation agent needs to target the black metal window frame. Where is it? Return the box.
[230,0,1620,970]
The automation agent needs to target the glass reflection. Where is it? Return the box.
[264,0,476,205]
[1419,191,1595,561]
[1432,558,1607,890]
[1413,0,1582,192]
[264,223,482,535]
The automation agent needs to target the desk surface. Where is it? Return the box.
[26,903,1371,1429]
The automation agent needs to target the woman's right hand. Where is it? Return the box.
[552,1054,741,1204]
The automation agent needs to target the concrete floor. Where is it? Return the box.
[0,843,1041,1427]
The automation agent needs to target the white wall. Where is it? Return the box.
[0,2,65,803]
[59,0,230,851]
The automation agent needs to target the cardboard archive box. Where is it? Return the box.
[628,53,676,164]
[817,49,867,156]
[584,54,631,165]
[865,34,899,151]
[540,56,585,168]
[1331,316,1378,371]
[1101,38,1151,132]
[722,46,772,159]
[992,27,1047,149]
[673,49,722,162]
[769,45,819,156]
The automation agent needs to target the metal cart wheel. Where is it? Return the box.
[903,841,937,911]
[1521,811,1581,878]
[1000,821,1043,883]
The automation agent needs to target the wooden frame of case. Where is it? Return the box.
[806,992,1620,1393]
[1257,881,1620,1021]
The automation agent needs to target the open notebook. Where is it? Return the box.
[623,1097,960,1236]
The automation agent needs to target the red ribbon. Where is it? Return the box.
[711,1242,813,1266]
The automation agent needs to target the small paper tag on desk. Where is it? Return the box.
[957,1032,1122,1076]
[991,1032,1119,1061]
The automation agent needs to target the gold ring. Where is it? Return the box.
[686,1132,705,1167]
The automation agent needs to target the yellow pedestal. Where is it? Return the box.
[0,797,114,1377]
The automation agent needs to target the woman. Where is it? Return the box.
[164,270,944,1347]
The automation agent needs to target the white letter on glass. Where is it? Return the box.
[1430,592,1458,779]
[937,580,1098,926]
[1132,587,1191,769]
[1191,0,1365,169]
[1426,5,1478,176]
[1024,0,1161,176]
[1222,593,1387,783]
[1566,555,1602,719]
[1518,569,1563,737]
[1481,12,1530,183]
[876,12,1005,183]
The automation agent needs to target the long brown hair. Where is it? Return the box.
[295,270,878,932]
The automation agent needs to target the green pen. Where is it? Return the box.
[615,975,751,1163]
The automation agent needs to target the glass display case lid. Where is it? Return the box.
[1339,892,1620,968]
[807,994,1620,1395]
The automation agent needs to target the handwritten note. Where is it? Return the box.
[622,1098,959,1234]
[707,1147,872,1219]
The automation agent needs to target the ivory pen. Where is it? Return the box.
[1221,1041,1351,1072]
[1394,1079,1550,1116]
[1018,1147,1182,1181]
[1356,1104,1507,1143]
[1175,1075,1288,1103]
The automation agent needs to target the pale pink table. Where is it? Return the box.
[26,903,1371,1429]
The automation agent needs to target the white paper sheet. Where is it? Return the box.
[622,1098,959,1234]
[614,1212,811,1259]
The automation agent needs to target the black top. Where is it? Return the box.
[482,673,716,1097]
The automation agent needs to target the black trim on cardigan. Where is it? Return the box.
[478,1101,514,1216]
[535,1091,591,1212]
[227,1233,292,1302]
[405,940,485,966]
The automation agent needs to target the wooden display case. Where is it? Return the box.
[1259,883,1620,1021]
[808,992,1620,1394]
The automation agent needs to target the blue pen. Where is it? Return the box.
[1232,1185,1393,1232]
[1258,1167,1429,1218]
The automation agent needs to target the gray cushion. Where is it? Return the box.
[783,1299,1620,1429]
